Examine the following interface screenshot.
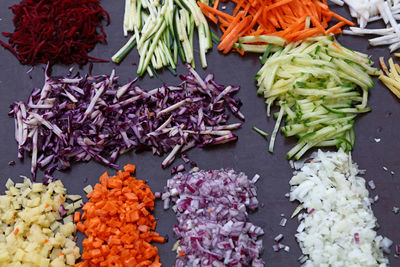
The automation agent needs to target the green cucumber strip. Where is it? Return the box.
[112,36,137,64]
[261,44,274,64]
[269,104,285,153]
[211,31,220,43]
[252,126,269,138]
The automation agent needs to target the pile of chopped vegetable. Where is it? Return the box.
[256,35,380,159]
[289,149,389,266]
[336,0,400,52]
[10,65,243,179]
[379,56,400,98]
[0,0,109,65]
[198,0,354,54]
[165,169,264,266]
[113,0,212,76]
[75,164,164,266]
[0,177,81,266]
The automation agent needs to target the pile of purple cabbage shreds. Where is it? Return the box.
[10,64,244,180]
[164,169,264,266]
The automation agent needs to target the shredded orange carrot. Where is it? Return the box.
[198,0,354,54]
[331,41,342,50]
[76,164,164,266]
[13,228,19,235]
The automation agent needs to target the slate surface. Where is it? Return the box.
[0,2,399,266]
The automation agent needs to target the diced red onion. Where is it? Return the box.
[308,208,315,215]
[354,233,360,244]
[396,244,400,255]
[279,218,287,227]
[58,205,67,217]
[166,169,264,266]
[10,65,243,180]
[171,164,185,175]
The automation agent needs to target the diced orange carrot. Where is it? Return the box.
[77,164,163,266]
[74,212,81,223]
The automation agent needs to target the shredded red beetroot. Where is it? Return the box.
[0,0,110,65]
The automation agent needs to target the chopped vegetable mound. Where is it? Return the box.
[114,0,212,76]
[0,0,109,65]
[165,169,264,266]
[256,35,380,159]
[10,65,243,179]
[76,164,164,266]
[0,177,81,266]
[198,0,354,54]
[290,149,389,266]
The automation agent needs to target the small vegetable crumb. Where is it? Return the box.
[279,218,287,227]
[368,180,376,190]
[274,234,284,242]
[393,207,399,214]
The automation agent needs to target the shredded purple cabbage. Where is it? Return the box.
[10,64,243,180]
[166,169,264,266]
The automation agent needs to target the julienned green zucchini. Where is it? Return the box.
[256,35,380,159]
[115,0,213,76]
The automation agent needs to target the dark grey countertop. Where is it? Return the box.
[0,2,399,266]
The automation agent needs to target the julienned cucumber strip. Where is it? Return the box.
[256,35,379,159]
[112,36,137,64]
[116,0,213,77]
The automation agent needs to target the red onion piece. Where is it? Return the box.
[58,205,67,217]
[354,233,360,244]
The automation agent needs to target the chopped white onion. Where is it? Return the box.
[289,149,389,266]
